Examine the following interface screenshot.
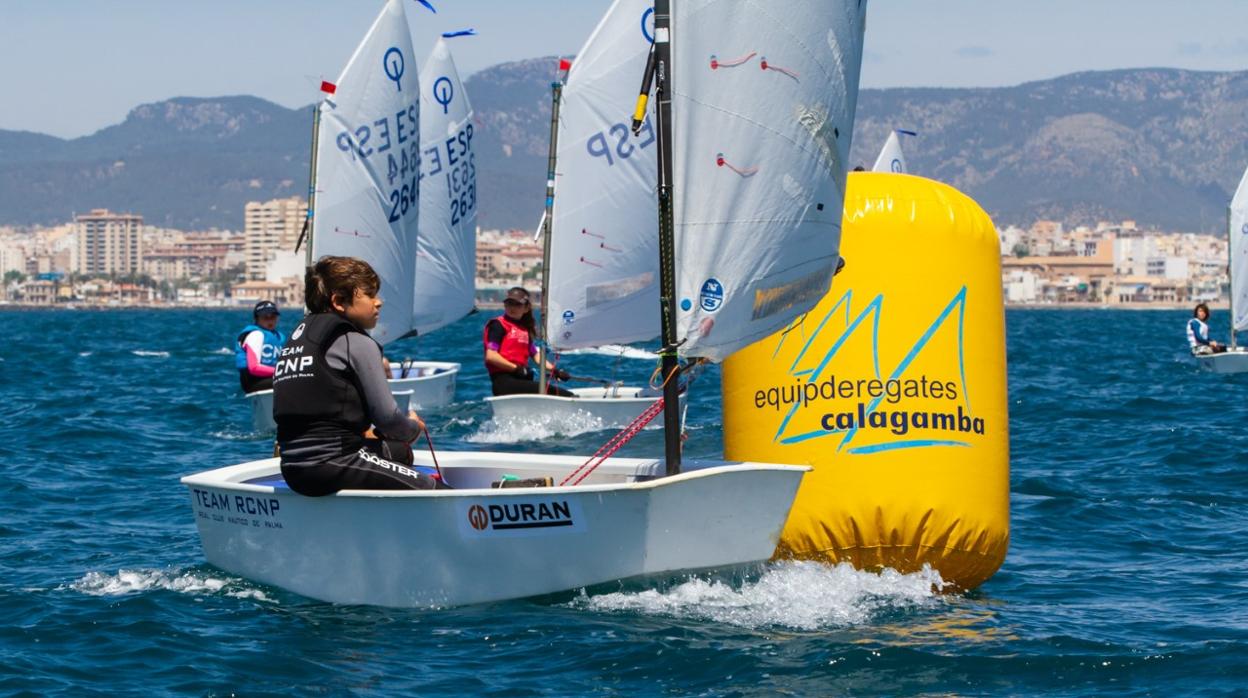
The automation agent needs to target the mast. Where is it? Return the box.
[297,104,321,271]
[538,73,565,394]
[633,0,681,475]
[1230,204,1236,349]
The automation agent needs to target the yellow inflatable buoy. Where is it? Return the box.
[722,172,1008,590]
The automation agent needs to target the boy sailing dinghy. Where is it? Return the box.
[486,0,688,429]
[246,17,474,432]
[1195,162,1248,372]
[184,0,867,608]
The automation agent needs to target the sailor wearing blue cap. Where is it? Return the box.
[235,300,287,393]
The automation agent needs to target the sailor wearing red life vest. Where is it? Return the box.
[483,287,575,397]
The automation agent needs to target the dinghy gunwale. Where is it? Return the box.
[1193,349,1248,373]
[180,454,808,498]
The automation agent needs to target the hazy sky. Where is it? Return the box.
[4,0,1247,138]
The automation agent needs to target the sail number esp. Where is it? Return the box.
[332,102,475,225]
[437,123,476,226]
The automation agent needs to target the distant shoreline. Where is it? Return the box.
[1005,302,1220,311]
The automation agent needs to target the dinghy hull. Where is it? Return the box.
[1194,349,1248,373]
[181,453,805,607]
[387,361,460,410]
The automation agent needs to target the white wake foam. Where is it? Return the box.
[69,568,274,602]
[210,347,233,355]
[130,350,170,358]
[565,345,658,360]
[570,561,944,631]
[78,351,93,357]
[467,411,607,443]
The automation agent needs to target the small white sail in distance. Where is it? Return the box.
[670,0,869,362]
[311,0,420,346]
[545,0,660,352]
[412,36,477,336]
[1229,164,1248,333]
[872,128,917,173]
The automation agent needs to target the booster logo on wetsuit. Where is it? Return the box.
[458,498,586,537]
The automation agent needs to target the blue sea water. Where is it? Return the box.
[1,308,1245,696]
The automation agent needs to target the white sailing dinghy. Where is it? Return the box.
[246,13,468,432]
[486,0,687,429]
[871,128,916,173]
[184,0,868,608]
[1195,162,1248,372]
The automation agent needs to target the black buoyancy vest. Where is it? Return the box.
[273,313,370,448]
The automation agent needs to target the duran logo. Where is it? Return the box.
[1241,223,1248,235]
[291,322,306,340]
[700,278,724,312]
[460,498,584,537]
[562,310,576,325]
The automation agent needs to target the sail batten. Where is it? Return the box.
[310,0,419,346]
[1230,164,1248,333]
[669,0,869,362]
[545,0,659,352]
[412,37,477,336]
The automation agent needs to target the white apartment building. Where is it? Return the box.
[74,209,143,276]
[0,238,26,275]
[244,197,307,280]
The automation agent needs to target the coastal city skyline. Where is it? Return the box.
[4,0,1248,138]
[0,196,1229,310]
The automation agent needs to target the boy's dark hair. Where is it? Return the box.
[1194,302,1210,318]
[305,256,381,313]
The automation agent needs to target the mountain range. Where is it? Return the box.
[2,63,1247,234]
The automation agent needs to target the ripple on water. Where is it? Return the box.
[571,562,945,631]
[68,568,275,603]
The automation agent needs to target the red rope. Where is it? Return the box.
[423,428,445,483]
[559,397,666,487]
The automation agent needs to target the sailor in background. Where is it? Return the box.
[1187,303,1227,355]
[274,256,438,496]
[484,287,575,397]
[234,300,286,394]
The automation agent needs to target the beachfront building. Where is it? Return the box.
[244,197,307,281]
[230,279,301,307]
[21,279,58,305]
[74,209,143,276]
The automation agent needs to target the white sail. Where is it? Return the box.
[412,37,477,336]
[545,0,660,351]
[311,0,419,345]
[670,0,868,361]
[1230,164,1248,333]
[872,129,913,173]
